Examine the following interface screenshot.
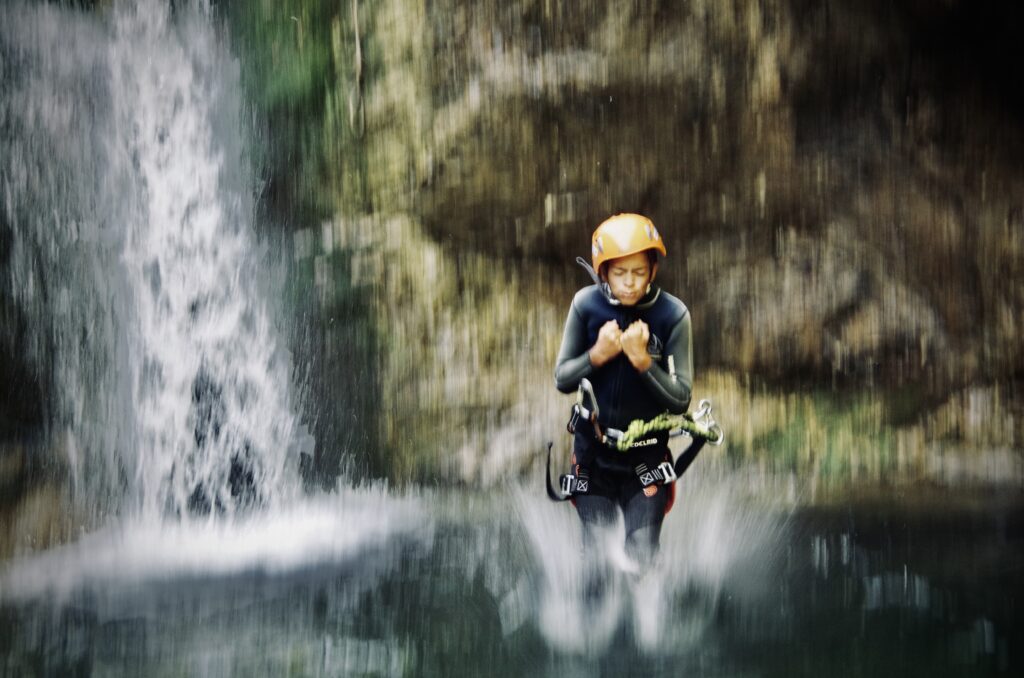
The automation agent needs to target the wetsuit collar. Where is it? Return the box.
[632,286,661,309]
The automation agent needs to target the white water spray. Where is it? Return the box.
[514,465,789,655]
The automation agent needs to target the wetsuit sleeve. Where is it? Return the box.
[639,310,692,413]
[554,301,593,393]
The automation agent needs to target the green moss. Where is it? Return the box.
[744,390,896,481]
[224,0,371,220]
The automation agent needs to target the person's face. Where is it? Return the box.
[604,251,656,306]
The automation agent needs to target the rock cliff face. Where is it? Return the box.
[296,214,566,483]
[259,0,1022,483]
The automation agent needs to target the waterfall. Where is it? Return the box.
[0,0,299,520]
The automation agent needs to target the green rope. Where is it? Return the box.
[613,412,721,452]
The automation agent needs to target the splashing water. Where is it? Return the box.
[1,0,298,519]
[513,465,790,656]
[0,487,431,603]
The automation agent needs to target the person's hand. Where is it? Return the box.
[588,320,622,367]
[620,320,652,371]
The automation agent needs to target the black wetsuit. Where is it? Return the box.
[554,283,692,566]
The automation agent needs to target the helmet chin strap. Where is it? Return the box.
[575,256,600,284]
[576,257,621,305]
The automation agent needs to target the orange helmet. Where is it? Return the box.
[590,213,667,271]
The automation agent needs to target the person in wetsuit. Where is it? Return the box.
[554,213,693,568]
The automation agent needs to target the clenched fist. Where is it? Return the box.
[620,320,652,371]
[588,320,622,367]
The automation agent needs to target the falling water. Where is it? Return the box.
[1,0,298,519]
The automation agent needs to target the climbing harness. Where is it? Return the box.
[568,378,724,450]
[547,378,725,502]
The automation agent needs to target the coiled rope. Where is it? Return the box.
[613,411,723,452]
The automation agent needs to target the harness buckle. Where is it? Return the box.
[560,474,575,497]
[657,460,678,484]
[559,472,589,497]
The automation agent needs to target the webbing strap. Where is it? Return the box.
[559,459,676,499]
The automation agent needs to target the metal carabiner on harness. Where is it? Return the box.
[690,399,725,447]
[578,378,599,419]
[567,378,605,440]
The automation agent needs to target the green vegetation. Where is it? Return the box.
[224,0,370,221]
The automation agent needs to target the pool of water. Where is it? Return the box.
[2,476,1020,677]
